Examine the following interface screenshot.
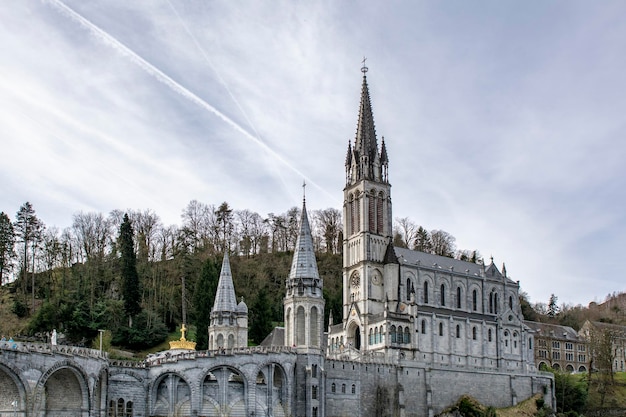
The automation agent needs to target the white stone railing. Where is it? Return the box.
[0,341,107,359]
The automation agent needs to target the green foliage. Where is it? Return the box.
[12,298,28,318]
[119,214,141,320]
[551,370,587,415]
[458,395,484,417]
[27,301,59,335]
[111,310,168,350]
[0,211,15,284]
[193,258,219,350]
[250,286,273,345]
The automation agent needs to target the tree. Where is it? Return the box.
[552,370,587,415]
[119,214,141,326]
[193,258,219,350]
[215,202,234,253]
[0,212,15,285]
[414,226,432,253]
[548,294,559,318]
[314,208,342,254]
[394,217,417,250]
[14,202,43,311]
[430,229,456,257]
[250,286,273,344]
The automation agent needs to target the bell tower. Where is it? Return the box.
[342,63,392,345]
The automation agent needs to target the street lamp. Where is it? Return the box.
[98,329,105,353]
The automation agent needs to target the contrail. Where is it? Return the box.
[44,0,332,200]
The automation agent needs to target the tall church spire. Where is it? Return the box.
[346,63,388,185]
[288,197,320,283]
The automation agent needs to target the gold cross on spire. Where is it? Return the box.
[180,323,187,341]
[361,56,368,74]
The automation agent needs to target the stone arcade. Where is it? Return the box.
[0,69,554,417]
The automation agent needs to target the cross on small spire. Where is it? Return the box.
[361,56,368,74]
[302,180,307,203]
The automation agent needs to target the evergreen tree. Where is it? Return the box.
[193,258,219,350]
[414,226,432,253]
[548,293,559,318]
[0,212,15,285]
[250,286,273,345]
[14,202,43,311]
[119,214,141,326]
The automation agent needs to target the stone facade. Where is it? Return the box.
[0,69,554,417]
[525,321,588,373]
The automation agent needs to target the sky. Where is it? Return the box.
[1,1,625,307]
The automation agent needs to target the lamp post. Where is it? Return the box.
[98,329,105,353]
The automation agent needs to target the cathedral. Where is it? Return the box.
[0,69,554,417]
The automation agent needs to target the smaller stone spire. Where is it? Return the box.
[288,198,320,283]
[212,252,238,314]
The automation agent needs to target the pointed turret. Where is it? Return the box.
[209,252,248,350]
[284,192,325,349]
[212,253,238,314]
[288,198,320,284]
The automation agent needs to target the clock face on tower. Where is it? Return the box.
[350,273,360,288]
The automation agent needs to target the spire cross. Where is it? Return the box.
[361,56,368,74]
[302,180,307,202]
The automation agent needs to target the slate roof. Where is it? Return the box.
[394,246,483,276]
[288,199,320,282]
[212,252,238,313]
[524,321,580,340]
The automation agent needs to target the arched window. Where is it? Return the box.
[342,384,346,394]
[397,326,403,343]
[421,320,426,334]
[440,284,446,306]
[407,278,412,301]
[489,293,494,313]
[379,326,384,344]
[472,327,477,340]
[373,327,378,344]
[472,290,477,311]
[424,281,429,304]
[439,322,444,336]
[312,364,318,378]
[456,287,462,308]
[405,327,410,344]
[488,329,492,342]
[126,401,133,417]
[456,325,460,338]
[529,337,533,349]
[352,384,356,394]
[509,296,513,310]
[390,326,397,343]
[332,383,336,393]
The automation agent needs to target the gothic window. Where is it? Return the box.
[489,293,493,313]
[312,385,318,399]
[421,320,426,334]
[509,295,513,310]
[368,195,375,232]
[349,196,355,235]
[390,326,397,343]
[117,399,124,416]
[352,384,356,394]
[407,278,412,301]
[369,328,374,345]
[228,334,235,349]
[313,407,318,417]
[494,294,499,314]
[472,327,477,340]
[331,383,336,393]
[440,284,445,306]
[310,307,320,347]
[356,194,361,233]
[342,384,346,394]
[404,327,410,344]
[377,193,384,234]
[488,329,492,342]
[108,401,115,417]
[424,281,429,304]
[379,326,384,344]
[529,337,533,349]
[312,364,318,378]
[439,322,444,336]
[456,325,460,338]
[456,287,462,308]
[472,290,477,311]
[296,306,306,346]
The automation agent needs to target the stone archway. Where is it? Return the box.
[44,367,88,416]
[200,366,246,417]
[0,364,25,416]
[151,373,191,417]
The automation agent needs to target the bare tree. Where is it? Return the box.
[430,229,456,257]
[394,217,418,250]
[314,208,342,253]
